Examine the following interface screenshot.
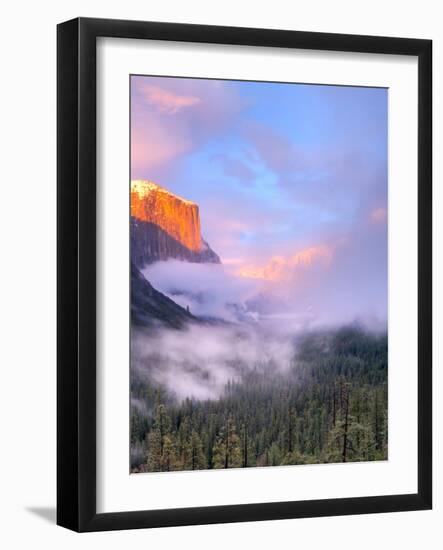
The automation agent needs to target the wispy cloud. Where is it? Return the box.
[237,244,334,281]
[212,153,257,185]
[370,207,387,224]
[131,122,191,172]
[131,76,245,181]
[140,84,201,114]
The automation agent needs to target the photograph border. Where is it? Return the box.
[57,17,432,532]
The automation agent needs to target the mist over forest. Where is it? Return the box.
[131,320,387,472]
[131,250,388,473]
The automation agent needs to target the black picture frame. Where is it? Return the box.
[57,17,432,532]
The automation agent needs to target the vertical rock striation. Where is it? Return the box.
[131,180,220,266]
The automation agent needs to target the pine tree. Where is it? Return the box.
[242,423,248,467]
[268,442,282,466]
[161,435,178,472]
[183,430,206,470]
[284,406,297,454]
[146,429,162,471]
[145,404,175,472]
[342,382,350,462]
[212,415,242,469]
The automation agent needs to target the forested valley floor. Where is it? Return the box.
[130,326,387,473]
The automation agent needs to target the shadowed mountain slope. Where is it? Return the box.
[131,219,220,267]
[131,262,196,329]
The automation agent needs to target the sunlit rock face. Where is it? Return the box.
[132,180,202,251]
[131,180,220,266]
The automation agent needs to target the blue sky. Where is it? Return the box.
[131,76,388,325]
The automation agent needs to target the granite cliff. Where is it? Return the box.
[131,180,220,266]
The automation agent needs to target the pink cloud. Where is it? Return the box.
[131,77,246,180]
[140,84,201,114]
[131,119,191,174]
[370,207,387,224]
[237,244,334,281]
[243,122,307,175]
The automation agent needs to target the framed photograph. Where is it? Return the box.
[57,17,432,532]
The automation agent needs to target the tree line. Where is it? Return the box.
[131,326,388,472]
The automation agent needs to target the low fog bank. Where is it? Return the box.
[137,243,387,402]
[142,253,387,332]
[142,261,256,324]
[131,320,386,403]
[131,322,295,401]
